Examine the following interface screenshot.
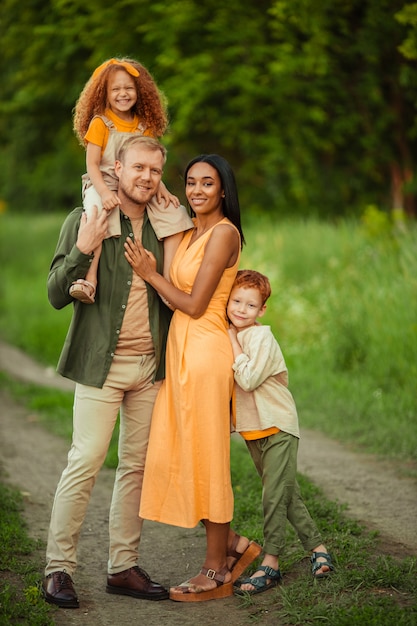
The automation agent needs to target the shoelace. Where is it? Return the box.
[56,571,73,590]
[132,566,151,582]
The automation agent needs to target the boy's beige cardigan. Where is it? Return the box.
[232,325,300,438]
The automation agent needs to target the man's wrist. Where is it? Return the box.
[75,244,94,257]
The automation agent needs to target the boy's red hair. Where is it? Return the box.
[232,270,271,305]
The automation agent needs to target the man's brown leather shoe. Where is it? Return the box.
[42,571,79,608]
[106,566,169,600]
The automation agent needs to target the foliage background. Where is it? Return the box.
[1,0,417,217]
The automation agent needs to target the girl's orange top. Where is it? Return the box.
[84,108,154,154]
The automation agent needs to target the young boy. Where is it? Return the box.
[227,270,334,595]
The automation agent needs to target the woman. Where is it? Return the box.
[124,154,260,601]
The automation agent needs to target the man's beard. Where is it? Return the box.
[119,181,152,205]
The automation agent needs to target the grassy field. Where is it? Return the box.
[0,481,54,625]
[1,383,416,625]
[1,211,416,466]
[1,211,416,624]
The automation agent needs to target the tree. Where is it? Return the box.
[0,0,416,216]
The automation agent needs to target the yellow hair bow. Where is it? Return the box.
[92,58,140,81]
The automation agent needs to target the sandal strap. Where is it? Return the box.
[82,280,96,291]
[258,565,281,580]
[239,565,281,589]
[311,551,332,561]
[311,552,335,574]
[227,533,241,560]
[200,566,229,586]
[239,575,267,590]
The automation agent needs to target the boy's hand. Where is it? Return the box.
[227,323,243,358]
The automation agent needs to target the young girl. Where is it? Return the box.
[70,57,192,303]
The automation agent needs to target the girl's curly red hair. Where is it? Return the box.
[73,58,168,146]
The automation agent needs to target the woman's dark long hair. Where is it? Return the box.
[184,154,245,248]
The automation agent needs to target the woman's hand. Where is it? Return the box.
[124,237,157,280]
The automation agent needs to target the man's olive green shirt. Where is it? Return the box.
[47,207,172,388]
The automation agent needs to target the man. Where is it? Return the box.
[43,136,191,608]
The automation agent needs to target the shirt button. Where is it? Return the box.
[129,232,133,237]
[122,304,126,309]
[127,281,132,286]
[111,352,115,357]
[116,329,120,334]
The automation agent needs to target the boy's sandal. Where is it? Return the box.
[228,534,262,583]
[69,280,96,304]
[234,565,282,596]
[311,552,335,579]
[169,566,234,602]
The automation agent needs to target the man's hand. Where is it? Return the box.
[76,206,108,255]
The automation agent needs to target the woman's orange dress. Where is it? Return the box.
[139,218,240,527]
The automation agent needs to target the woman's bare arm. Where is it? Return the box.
[124,224,239,318]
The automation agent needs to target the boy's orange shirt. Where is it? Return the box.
[241,426,279,440]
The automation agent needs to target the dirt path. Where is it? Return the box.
[0,341,416,625]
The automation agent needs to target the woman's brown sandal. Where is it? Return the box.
[228,534,262,583]
[169,566,234,602]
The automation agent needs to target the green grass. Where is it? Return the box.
[1,211,416,467]
[0,481,54,626]
[0,213,72,366]
[1,211,417,624]
[1,384,416,625]
[231,439,417,624]
[239,212,417,470]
